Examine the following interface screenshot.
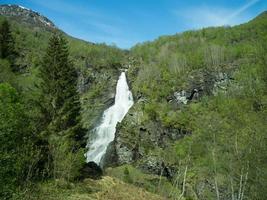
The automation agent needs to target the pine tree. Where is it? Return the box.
[40,34,85,146]
[39,35,86,180]
[0,19,15,64]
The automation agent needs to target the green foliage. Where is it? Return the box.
[39,34,86,181]
[0,13,129,199]
[0,9,267,200]
[130,13,267,104]
[0,19,15,66]
[123,166,133,183]
[155,62,267,199]
[0,83,38,199]
[0,59,15,84]
[106,165,181,199]
[127,12,267,200]
[49,137,85,181]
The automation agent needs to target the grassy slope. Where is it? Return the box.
[34,176,163,200]
[20,176,164,200]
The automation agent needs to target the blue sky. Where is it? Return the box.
[1,0,267,49]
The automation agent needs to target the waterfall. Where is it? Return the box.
[86,72,134,165]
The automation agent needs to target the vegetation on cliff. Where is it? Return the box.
[119,11,267,199]
[0,5,267,200]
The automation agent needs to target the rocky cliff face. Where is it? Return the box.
[0,4,56,29]
[80,66,120,132]
[103,65,234,178]
[103,102,190,175]
[167,68,234,106]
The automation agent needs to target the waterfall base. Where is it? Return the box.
[79,162,103,180]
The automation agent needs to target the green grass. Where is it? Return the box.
[16,177,165,200]
[106,164,182,199]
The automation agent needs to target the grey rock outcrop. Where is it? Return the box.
[103,102,191,168]
[169,69,233,105]
[174,90,188,104]
[0,4,56,29]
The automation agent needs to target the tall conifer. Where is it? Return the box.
[0,19,15,68]
[40,34,85,147]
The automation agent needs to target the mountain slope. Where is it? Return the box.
[106,11,267,200]
[0,4,127,131]
[0,4,56,29]
[0,4,163,200]
[0,4,266,200]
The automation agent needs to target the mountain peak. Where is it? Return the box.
[0,4,56,29]
[18,5,31,11]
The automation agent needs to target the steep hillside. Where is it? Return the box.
[106,11,267,200]
[0,4,126,131]
[0,4,56,29]
[0,5,139,200]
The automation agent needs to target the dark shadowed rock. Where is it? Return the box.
[138,155,177,180]
[79,162,103,180]
[108,107,191,167]
[100,141,118,169]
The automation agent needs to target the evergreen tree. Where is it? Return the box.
[39,34,86,179]
[40,34,85,146]
[0,19,15,64]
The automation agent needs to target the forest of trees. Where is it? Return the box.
[0,19,86,199]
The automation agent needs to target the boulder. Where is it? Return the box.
[79,162,103,180]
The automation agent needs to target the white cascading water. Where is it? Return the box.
[86,72,134,165]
